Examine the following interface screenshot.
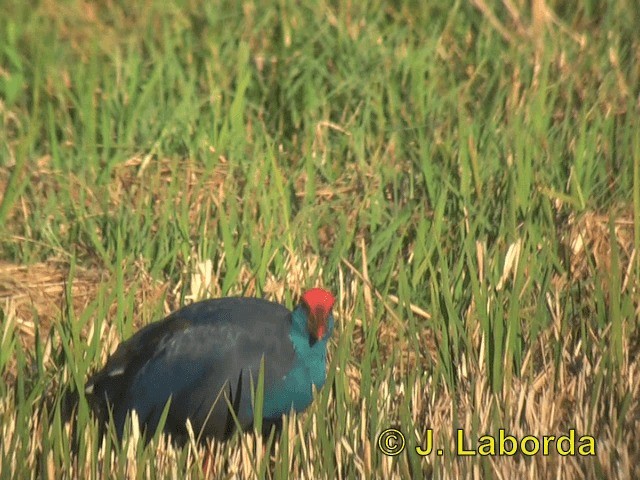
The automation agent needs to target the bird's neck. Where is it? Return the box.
[267,306,333,413]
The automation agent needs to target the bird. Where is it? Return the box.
[83,287,336,443]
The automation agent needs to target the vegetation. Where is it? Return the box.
[1,0,638,478]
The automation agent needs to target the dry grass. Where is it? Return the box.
[564,208,637,294]
[1,207,638,478]
[0,144,637,480]
[1,0,638,477]
[0,259,102,345]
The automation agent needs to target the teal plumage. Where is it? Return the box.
[84,288,336,442]
[261,301,335,418]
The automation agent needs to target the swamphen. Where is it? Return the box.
[84,288,336,442]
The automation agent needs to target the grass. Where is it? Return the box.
[1,0,639,478]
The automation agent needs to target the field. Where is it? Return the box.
[1,0,639,478]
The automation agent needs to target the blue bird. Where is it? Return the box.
[84,288,336,442]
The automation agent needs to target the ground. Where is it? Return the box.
[0,1,639,478]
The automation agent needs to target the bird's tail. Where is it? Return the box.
[60,386,79,424]
[59,386,82,454]
[60,383,111,451]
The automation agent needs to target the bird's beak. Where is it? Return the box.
[308,308,328,342]
[316,322,326,340]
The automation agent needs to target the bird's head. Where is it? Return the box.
[301,288,335,342]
